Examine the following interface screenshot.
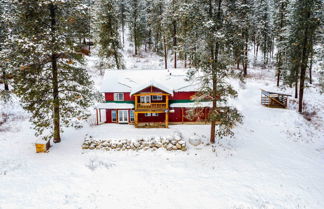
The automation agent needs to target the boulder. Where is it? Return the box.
[189,135,202,146]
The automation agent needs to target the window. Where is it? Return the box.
[144,113,151,117]
[130,110,134,122]
[118,110,129,123]
[152,113,159,116]
[140,96,151,103]
[152,95,163,101]
[111,110,117,122]
[114,93,124,101]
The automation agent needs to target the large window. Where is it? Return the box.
[111,110,117,122]
[152,95,163,101]
[118,110,128,123]
[140,95,151,103]
[114,93,124,101]
[130,110,134,122]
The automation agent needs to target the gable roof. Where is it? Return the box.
[100,69,200,93]
[130,81,173,96]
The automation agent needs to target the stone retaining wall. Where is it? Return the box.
[82,134,187,151]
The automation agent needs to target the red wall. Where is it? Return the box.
[105,91,198,102]
[105,92,133,101]
[171,91,196,100]
[104,107,210,124]
[138,113,166,122]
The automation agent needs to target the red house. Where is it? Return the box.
[95,69,211,127]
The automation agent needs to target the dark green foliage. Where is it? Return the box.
[11,0,94,141]
[95,0,124,69]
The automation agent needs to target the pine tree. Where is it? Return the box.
[0,0,11,92]
[11,0,94,142]
[187,0,243,143]
[286,0,322,112]
[128,0,147,55]
[254,0,274,66]
[95,0,124,69]
[273,0,289,86]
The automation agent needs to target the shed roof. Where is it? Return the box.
[100,69,200,93]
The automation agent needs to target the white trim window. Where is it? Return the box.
[118,110,129,123]
[114,93,124,101]
[144,113,151,117]
[140,95,151,103]
[152,95,163,101]
[130,110,135,122]
[111,110,117,122]
[152,113,159,116]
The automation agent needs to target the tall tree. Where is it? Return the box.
[254,0,274,66]
[0,0,11,91]
[273,0,289,86]
[188,0,243,143]
[12,0,94,142]
[95,0,124,69]
[286,0,322,112]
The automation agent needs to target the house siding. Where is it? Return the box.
[102,90,210,125]
[105,92,133,102]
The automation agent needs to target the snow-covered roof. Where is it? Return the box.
[130,81,173,95]
[95,103,134,109]
[170,102,212,108]
[100,69,200,93]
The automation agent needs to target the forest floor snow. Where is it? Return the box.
[1,73,324,209]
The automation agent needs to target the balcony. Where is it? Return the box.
[135,103,168,112]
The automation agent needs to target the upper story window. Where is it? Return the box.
[114,93,124,101]
[152,95,163,101]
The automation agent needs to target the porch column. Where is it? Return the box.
[165,112,169,128]
[134,112,138,128]
[135,95,138,109]
[96,109,99,125]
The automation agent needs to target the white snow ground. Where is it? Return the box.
[1,37,324,208]
[1,74,324,209]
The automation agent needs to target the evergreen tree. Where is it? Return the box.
[285,0,322,112]
[254,0,274,65]
[0,0,11,92]
[11,0,94,142]
[128,0,147,55]
[187,0,243,143]
[273,0,289,86]
[95,0,124,69]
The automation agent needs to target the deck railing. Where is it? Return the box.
[136,103,168,110]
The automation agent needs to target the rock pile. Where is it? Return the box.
[82,133,187,152]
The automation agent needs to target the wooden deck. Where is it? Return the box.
[261,89,291,108]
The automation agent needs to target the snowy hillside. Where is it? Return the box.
[1,0,324,208]
[1,53,324,209]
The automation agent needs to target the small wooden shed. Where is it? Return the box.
[261,89,291,108]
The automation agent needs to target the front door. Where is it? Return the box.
[118,110,129,123]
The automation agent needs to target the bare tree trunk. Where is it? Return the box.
[298,14,310,113]
[243,28,248,77]
[163,35,168,69]
[50,4,61,143]
[309,44,314,84]
[2,70,9,91]
[173,20,177,68]
[295,72,298,99]
[210,0,222,144]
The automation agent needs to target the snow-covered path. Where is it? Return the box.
[1,77,324,209]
